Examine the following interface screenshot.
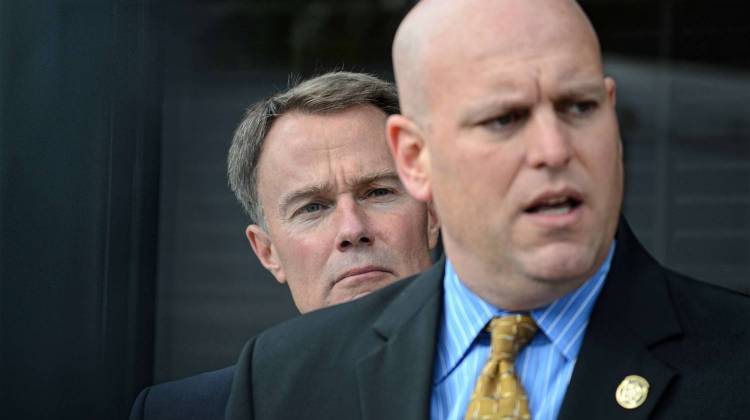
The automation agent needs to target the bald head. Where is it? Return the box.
[392,0,602,124]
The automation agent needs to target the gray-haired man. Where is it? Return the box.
[229,71,439,314]
[129,71,439,420]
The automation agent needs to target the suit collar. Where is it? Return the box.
[435,246,613,388]
[356,258,445,420]
[597,220,682,346]
[370,258,445,339]
[558,220,682,420]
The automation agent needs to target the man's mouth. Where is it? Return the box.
[524,186,584,218]
[524,196,582,215]
[336,266,391,284]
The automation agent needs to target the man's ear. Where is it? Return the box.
[605,76,617,106]
[604,76,623,156]
[246,224,286,284]
[426,200,440,249]
[387,114,432,202]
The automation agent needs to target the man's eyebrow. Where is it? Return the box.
[278,183,332,216]
[461,78,607,119]
[459,93,530,124]
[556,80,607,98]
[344,170,401,189]
[456,78,534,121]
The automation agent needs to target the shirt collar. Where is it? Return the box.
[434,242,615,384]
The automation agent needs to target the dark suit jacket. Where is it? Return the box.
[227,221,750,419]
[129,366,234,420]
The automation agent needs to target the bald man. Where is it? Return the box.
[226,1,750,419]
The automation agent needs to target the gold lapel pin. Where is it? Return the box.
[615,375,649,409]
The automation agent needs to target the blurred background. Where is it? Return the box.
[1,0,748,418]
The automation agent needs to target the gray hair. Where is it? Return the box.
[227,71,400,228]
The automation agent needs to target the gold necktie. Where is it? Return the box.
[464,314,538,420]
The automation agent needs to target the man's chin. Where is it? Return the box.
[348,290,375,302]
[326,290,374,308]
[521,245,602,285]
[331,275,398,305]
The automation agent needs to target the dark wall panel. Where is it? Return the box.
[0,1,162,419]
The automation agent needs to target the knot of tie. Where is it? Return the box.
[465,314,538,420]
[487,314,538,361]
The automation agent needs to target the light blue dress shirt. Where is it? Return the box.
[430,243,615,420]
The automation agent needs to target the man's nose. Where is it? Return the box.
[335,199,372,252]
[525,110,572,169]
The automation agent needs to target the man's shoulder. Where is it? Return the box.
[227,262,444,419]
[613,220,750,335]
[255,272,420,353]
[250,261,443,369]
[264,264,441,338]
[129,366,234,420]
[666,269,750,334]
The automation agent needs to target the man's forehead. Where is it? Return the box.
[429,55,605,115]
[259,110,387,173]
[256,106,395,213]
[441,48,602,83]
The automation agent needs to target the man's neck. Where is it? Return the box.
[442,239,613,312]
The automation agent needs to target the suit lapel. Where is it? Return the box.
[356,260,444,420]
[558,222,682,420]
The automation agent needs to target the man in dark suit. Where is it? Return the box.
[129,71,440,420]
[226,0,750,419]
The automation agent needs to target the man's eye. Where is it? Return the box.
[565,100,598,116]
[484,110,528,130]
[299,202,324,214]
[366,188,394,198]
